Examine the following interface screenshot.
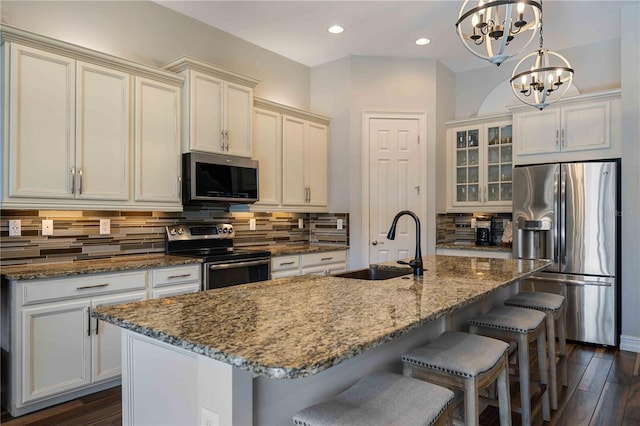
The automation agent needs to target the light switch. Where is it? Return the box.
[9,220,21,237]
[100,219,111,235]
[42,220,54,236]
[337,219,343,230]
[249,218,256,231]
[298,218,304,229]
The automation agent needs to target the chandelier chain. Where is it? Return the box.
[538,0,544,49]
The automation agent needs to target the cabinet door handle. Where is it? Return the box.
[95,317,100,335]
[167,273,191,279]
[178,176,182,199]
[76,283,110,290]
[279,261,296,266]
[87,307,92,336]
[221,130,226,150]
[70,167,76,194]
[225,131,230,151]
[561,128,565,146]
[321,257,333,261]
[78,168,83,195]
[556,129,559,146]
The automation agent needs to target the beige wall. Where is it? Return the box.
[0,0,310,109]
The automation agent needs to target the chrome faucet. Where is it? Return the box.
[386,210,423,277]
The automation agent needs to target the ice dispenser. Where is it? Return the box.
[513,217,554,261]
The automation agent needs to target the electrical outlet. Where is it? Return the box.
[249,218,256,231]
[298,218,304,229]
[100,219,111,235]
[200,408,219,426]
[337,219,343,230]
[471,218,477,229]
[8,220,21,237]
[42,220,54,236]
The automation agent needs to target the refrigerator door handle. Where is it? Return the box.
[559,168,567,267]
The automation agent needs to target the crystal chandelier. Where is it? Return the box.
[509,2,574,110]
[455,0,542,66]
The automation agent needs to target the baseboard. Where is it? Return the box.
[620,335,640,353]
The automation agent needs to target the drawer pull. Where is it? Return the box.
[76,283,109,290]
[321,257,333,261]
[167,274,191,279]
[279,261,296,266]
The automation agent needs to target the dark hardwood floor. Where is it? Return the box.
[2,343,639,425]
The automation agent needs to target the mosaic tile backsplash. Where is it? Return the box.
[0,208,349,266]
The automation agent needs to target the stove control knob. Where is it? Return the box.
[177,228,184,235]
[228,227,233,234]
[218,227,223,233]
[169,228,177,236]
[222,228,228,233]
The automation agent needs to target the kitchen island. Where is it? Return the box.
[93,255,549,425]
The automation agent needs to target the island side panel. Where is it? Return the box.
[121,330,253,426]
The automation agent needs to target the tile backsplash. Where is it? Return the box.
[0,209,349,266]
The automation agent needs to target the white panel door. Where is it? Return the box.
[369,118,422,264]
[76,61,130,201]
[189,70,224,153]
[91,291,146,383]
[306,122,328,206]
[225,81,253,157]
[282,115,307,206]
[8,45,75,199]
[253,108,281,206]
[134,77,181,203]
[21,300,90,403]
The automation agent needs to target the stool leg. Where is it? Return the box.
[537,329,551,422]
[557,304,568,387]
[545,311,558,410]
[463,377,479,426]
[517,333,532,426]
[496,353,512,426]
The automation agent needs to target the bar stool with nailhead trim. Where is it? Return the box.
[292,371,455,426]
[401,331,512,426]
[469,306,551,426]
[504,291,568,410]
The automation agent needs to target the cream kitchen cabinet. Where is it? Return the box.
[271,250,348,278]
[1,26,184,211]
[282,115,328,208]
[1,270,147,417]
[133,77,182,206]
[250,98,331,212]
[447,115,513,213]
[149,264,201,298]
[3,45,129,203]
[511,90,621,165]
[162,57,259,157]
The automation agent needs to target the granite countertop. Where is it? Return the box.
[0,254,202,281]
[436,242,512,253]
[93,255,550,380]
[251,244,349,257]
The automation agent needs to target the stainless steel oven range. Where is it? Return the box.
[166,223,271,290]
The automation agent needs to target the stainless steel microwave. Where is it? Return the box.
[182,152,259,204]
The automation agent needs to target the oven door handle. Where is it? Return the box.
[208,258,271,271]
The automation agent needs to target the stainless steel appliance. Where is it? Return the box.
[475,216,493,246]
[182,152,259,204]
[512,161,619,346]
[166,223,271,290]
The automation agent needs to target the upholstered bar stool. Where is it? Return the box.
[469,306,551,426]
[401,331,512,426]
[292,371,455,426]
[504,291,568,410]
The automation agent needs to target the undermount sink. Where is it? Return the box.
[334,267,412,281]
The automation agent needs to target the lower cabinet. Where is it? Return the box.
[271,250,348,278]
[1,263,201,417]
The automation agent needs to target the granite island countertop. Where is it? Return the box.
[0,254,202,281]
[436,242,512,253]
[93,255,549,380]
[248,244,349,257]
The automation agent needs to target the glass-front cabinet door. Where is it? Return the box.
[448,118,513,212]
[485,123,512,204]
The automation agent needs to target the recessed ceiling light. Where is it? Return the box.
[328,25,344,34]
[415,38,431,46]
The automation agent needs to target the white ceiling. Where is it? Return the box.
[155,0,634,73]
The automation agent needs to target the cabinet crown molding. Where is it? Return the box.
[507,89,621,113]
[446,112,511,127]
[0,25,184,87]
[254,97,331,125]
[161,55,260,88]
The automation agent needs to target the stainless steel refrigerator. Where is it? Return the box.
[512,161,619,346]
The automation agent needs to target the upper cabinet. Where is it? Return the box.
[1,26,184,211]
[510,90,621,165]
[162,57,259,158]
[251,98,330,212]
[446,115,513,213]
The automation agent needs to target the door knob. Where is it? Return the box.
[372,240,384,246]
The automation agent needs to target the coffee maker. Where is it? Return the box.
[475,216,493,246]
